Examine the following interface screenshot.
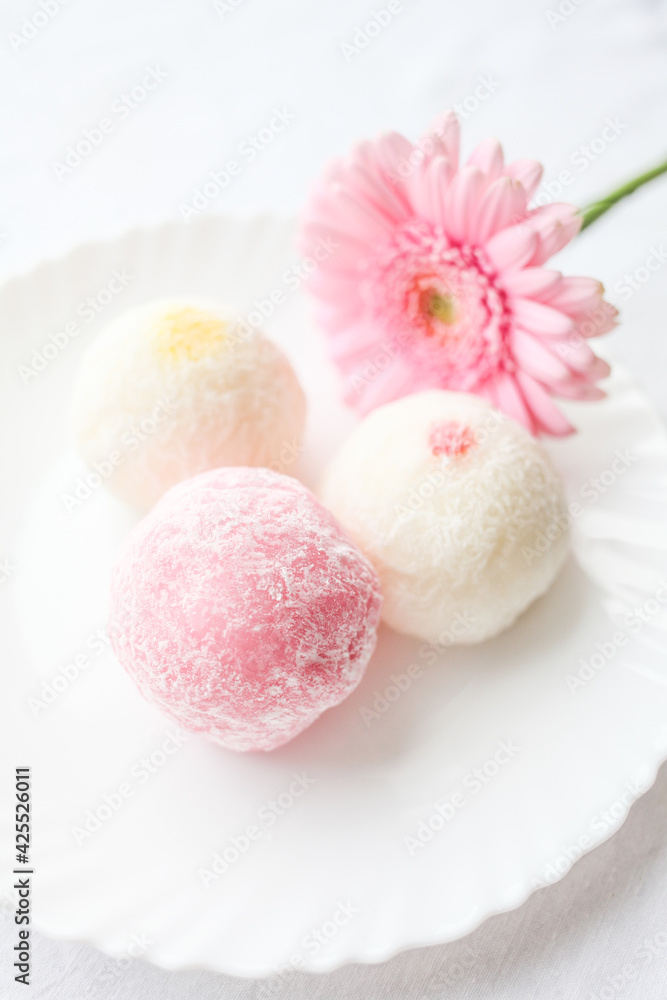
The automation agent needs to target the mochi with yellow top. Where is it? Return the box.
[321,390,570,645]
[71,299,307,510]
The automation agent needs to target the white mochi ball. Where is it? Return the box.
[71,299,307,510]
[321,390,569,645]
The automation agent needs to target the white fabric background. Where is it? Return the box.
[1,0,667,995]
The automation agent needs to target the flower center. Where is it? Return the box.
[365,220,513,391]
[426,291,459,326]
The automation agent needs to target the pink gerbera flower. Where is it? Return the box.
[299,111,617,435]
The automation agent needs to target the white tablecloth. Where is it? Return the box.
[2,0,667,995]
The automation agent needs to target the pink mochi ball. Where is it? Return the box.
[109,467,382,751]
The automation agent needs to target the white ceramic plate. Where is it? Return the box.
[1,214,667,977]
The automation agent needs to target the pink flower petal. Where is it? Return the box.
[330,187,400,241]
[491,369,537,434]
[443,166,487,244]
[501,267,561,298]
[405,155,454,224]
[528,203,582,265]
[313,299,362,334]
[511,327,571,381]
[548,376,606,401]
[476,378,499,408]
[328,323,386,365]
[302,198,389,251]
[347,156,413,224]
[371,131,415,180]
[551,335,597,374]
[504,159,544,201]
[306,264,360,300]
[299,221,371,267]
[467,138,504,181]
[574,303,618,338]
[423,109,460,167]
[352,358,416,414]
[587,356,612,380]
[298,114,611,439]
[471,177,526,245]
[515,371,575,435]
[485,223,538,272]
[540,276,605,316]
[511,297,574,337]
[427,156,456,226]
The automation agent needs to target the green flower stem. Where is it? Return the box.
[579,158,667,231]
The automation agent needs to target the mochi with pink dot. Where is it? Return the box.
[321,390,569,645]
[109,467,382,752]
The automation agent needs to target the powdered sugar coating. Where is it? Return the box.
[321,390,569,645]
[109,467,382,752]
[71,299,307,511]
